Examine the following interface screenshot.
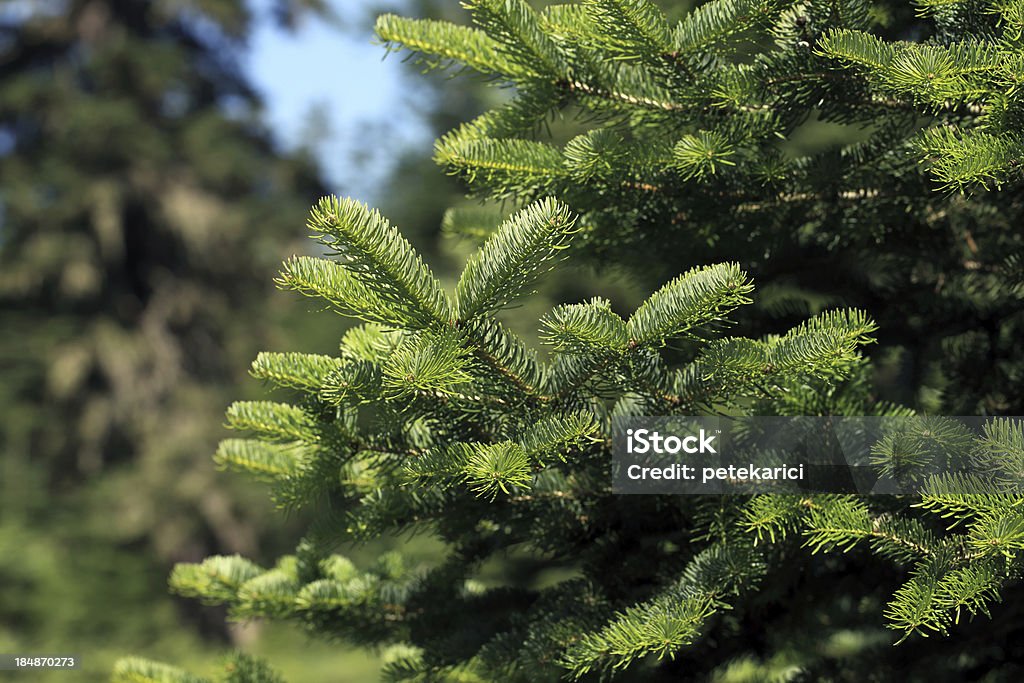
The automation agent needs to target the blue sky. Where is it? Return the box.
[246,0,434,201]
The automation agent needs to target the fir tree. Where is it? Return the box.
[120,1,1024,681]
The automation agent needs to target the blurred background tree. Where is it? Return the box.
[0,0,376,679]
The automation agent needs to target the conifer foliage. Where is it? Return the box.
[119,1,1024,681]
[379,0,1024,415]
[118,194,883,682]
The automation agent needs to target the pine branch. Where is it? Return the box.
[318,360,383,405]
[540,297,629,354]
[516,410,600,461]
[465,0,569,77]
[916,472,1022,524]
[461,317,547,399]
[225,401,318,443]
[171,555,265,604]
[112,659,210,683]
[435,130,568,197]
[213,439,305,480]
[802,497,938,563]
[308,196,452,328]
[381,329,474,400]
[561,542,765,676]
[456,198,577,319]
[584,0,672,60]
[375,14,527,77]
[250,351,343,394]
[672,0,784,55]
[276,255,404,326]
[625,263,753,346]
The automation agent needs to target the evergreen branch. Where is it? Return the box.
[818,29,898,70]
[405,442,480,489]
[583,0,672,60]
[340,324,410,363]
[563,594,717,676]
[236,569,302,618]
[993,0,1024,38]
[884,558,1004,643]
[308,197,452,328]
[561,76,687,111]
[782,308,879,346]
[672,131,739,180]
[296,576,406,616]
[918,126,1024,191]
[276,255,404,326]
[250,351,343,394]
[981,417,1024,455]
[916,473,1022,524]
[435,130,568,197]
[318,360,383,405]
[113,654,283,683]
[884,569,948,642]
[461,317,546,399]
[540,297,629,354]
[225,401,318,443]
[381,330,474,400]
[966,510,1024,557]
[375,14,526,77]
[802,498,938,562]
[626,263,753,346]
[464,0,568,77]
[213,439,304,480]
[407,440,532,498]
[112,659,210,683]
[716,309,879,384]
[540,2,596,40]
[464,441,533,498]
[820,30,1003,109]
[672,0,784,55]
[170,555,265,604]
[545,351,622,406]
[456,198,577,319]
[973,418,1024,487]
[563,129,633,181]
[562,543,765,677]
[219,653,286,683]
[168,551,423,643]
[742,494,812,544]
[517,411,601,461]
[928,561,1002,626]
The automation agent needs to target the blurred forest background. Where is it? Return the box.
[0,0,501,680]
